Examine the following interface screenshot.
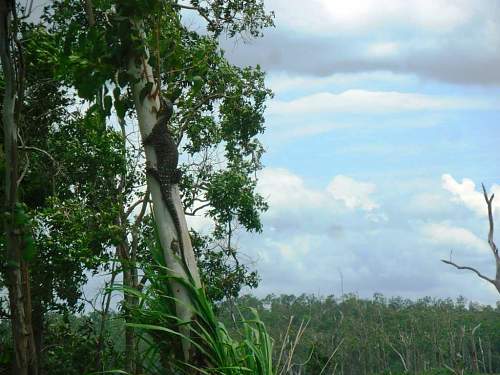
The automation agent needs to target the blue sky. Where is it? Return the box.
[78,0,500,306]
[198,0,500,305]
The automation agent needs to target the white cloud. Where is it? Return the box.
[257,168,385,218]
[420,221,489,254]
[186,210,213,232]
[240,171,499,304]
[365,42,400,58]
[269,0,472,35]
[441,174,500,216]
[224,1,500,85]
[266,71,415,95]
[406,192,453,215]
[257,168,326,210]
[366,212,388,223]
[281,122,350,139]
[269,235,317,262]
[327,175,379,212]
[267,90,496,116]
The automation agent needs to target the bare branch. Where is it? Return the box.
[441,259,495,285]
[185,202,211,216]
[124,198,146,220]
[441,184,500,295]
[18,145,59,168]
[174,3,212,25]
[133,189,150,227]
[388,342,408,373]
[482,183,499,259]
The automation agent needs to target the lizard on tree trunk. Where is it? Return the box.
[143,98,184,256]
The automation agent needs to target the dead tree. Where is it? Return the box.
[441,184,500,295]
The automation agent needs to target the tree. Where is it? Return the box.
[1,19,134,374]
[0,1,38,373]
[45,0,274,366]
[441,184,500,295]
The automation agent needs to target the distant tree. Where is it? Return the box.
[218,294,500,374]
[441,184,500,295]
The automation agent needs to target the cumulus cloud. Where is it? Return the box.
[267,90,496,116]
[442,174,500,216]
[327,175,379,211]
[258,168,383,215]
[257,168,327,210]
[420,221,489,254]
[238,171,499,304]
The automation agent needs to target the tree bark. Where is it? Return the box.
[125,21,201,361]
[120,241,137,375]
[0,1,37,374]
[32,303,44,375]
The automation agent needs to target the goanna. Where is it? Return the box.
[143,98,184,256]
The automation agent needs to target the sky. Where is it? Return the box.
[187,0,500,305]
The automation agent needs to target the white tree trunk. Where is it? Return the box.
[127,28,201,360]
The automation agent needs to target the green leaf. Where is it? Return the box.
[22,236,37,262]
[117,71,129,88]
[113,86,121,101]
[103,95,113,116]
[192,75,203,94]
[115,99,126,120]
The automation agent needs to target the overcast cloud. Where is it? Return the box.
[221,0,500,85]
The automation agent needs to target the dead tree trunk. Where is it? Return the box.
[441,184,500,294]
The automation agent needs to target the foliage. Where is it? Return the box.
[217,294,500,375]
[38,313,124,375]
[125,233,274,374]
[191,230,259,302]
[44,0,274,303]
[2,292,498,374]
[0,22,127,319]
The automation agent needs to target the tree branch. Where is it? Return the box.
[137,274,148,292]
[174,3,212,25]
[133,189,150,227]
[482,183,499,259]
[441,259,495,285]
[18,145,59,168]
[185,202,210,216]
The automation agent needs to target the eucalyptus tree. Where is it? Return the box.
[1,20,129,374]
[45,0,274,366]
[1,2,39,373]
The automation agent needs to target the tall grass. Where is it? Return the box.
[123,233,275,374]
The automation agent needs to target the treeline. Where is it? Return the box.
[1,293,498,374]
[217,294,500,375]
